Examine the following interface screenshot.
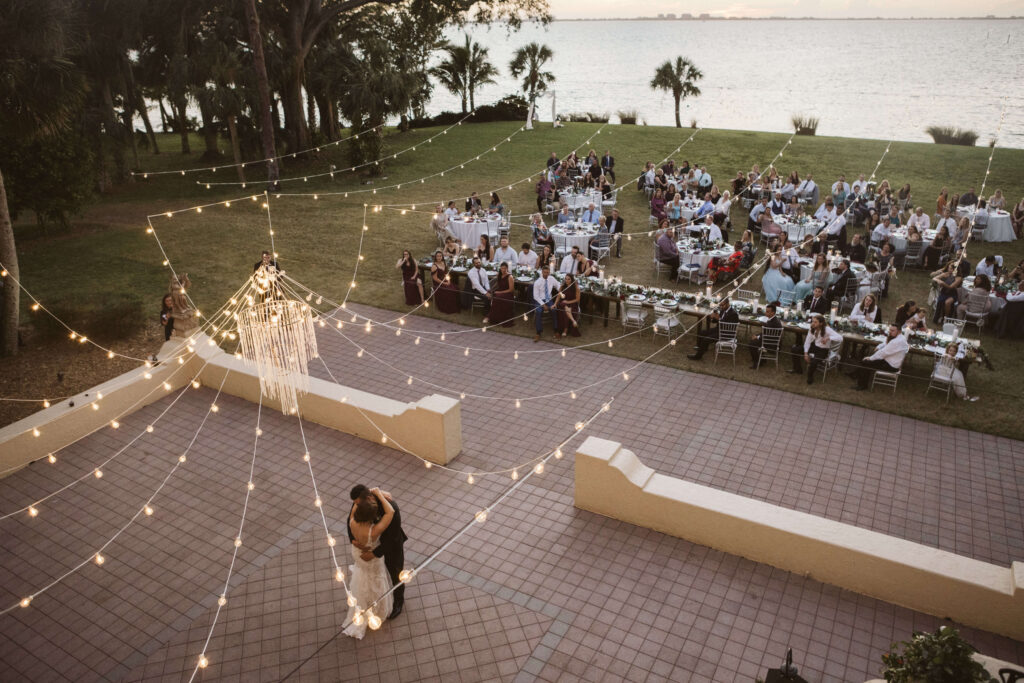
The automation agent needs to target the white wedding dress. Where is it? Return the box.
[342,528,393,639]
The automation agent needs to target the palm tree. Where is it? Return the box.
[463,34,498,112]
[650,56,703,128]
[431,44,469,113]
[0,0,86,356]
[509,42,554,122]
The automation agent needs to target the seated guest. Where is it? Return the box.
[580,202,601,224]
[779,179,796,202]
[531,213,553,247]
[853,323,909,390]
[599,175,613,199]
[556,204,573,225]
[396,250,424,305]
[814,199,837,223]
[826,259,855,303]
[666,193,684,223]
[653,168,668,193]
[700,214,724,243]
[846,233,867,264]
[442,236,460,261]
[905,225,923,245]
[696,192,716,220]
[956,274,992,320]
[492,236,517,269]
[655,229,680,279]
[850,174,869,196]
[886,203,901,227]
[489,192,505,215]
[650,188,667,220]
[785,195,801,217]
[431,205,454,243]
[714,190,733,223]
[959,187,978,206]
[847,193,870,225]
[871,217,894,247]
[698,165,712,190]
[759,211,783,242]
[932,344,978,401]
[465,192,483,212]
[934,207,957,241]
[1008,258,1024,282]
[921,225,951,269]
[518,243,538,269]
[951,216,971,248]
[532,264,560,341]
[444,200,460,222]
[546,151,560,170]
[769,192,786,216]
[465,256,492,319]
[709,184,722,205]
[489,262,516,327]
[554,272,581,338]
[749,197,769,231]
[536,245,555,271]
[706,241,744,283]
[740,230,755,268]
[930,261,963,323]
[687,298,739,361]
[975,255,1000,279]
[789,314,842,384]
[795,253,829,300]
[804,285,830,315]
[906,206,930,232]
[430,251,461,314]
[779,239,800,280]
[601,150,615,181]
[988,188,1005,211]
[748,302,782,370]
[535,174,553,213]
[831,184,847,208]
[849,293,879,323]
[795,174,817,202]
[809,231,830,256]
[821,211,848,250]
[903,309,930,333]
[730,171,746,196]
[897,183,912,212]
[556,245,578,274]
[975,199,990,231]
[574,250,598,278]
[893,300,918,328]
[476,234,493,262]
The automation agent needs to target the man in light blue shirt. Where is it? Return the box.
[556,205,573,224]
[580,203,601,224]
[695,192,715,220]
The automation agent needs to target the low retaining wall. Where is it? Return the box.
[0,334,461,476]
[574,437,1024,642]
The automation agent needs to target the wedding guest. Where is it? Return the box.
[934,207,957,240]
[489,192,505,215]
[559,246,581,275]
[804,286,830,315]
[714,190,733,225]
[959,187,978,206]
[701,214,724,243]
[932,344,978,401]
[667,193,684,224]
[608,208,626,257]
[931,261,963,323]
[601,150,615,181]
[846,233,867,264]
[790,314,842,384]
[532,264,560,341]
[814,199,837,223]
[532,214,554,250]
[535,174,553,213]
[740,230,755,268]
[769,191,786,216]
[779,239,800,280]
[465,256,492,319]
[903,309,930,333]
[431,205,453,243]
[442,236,460,262]
[850,293,878,323]
[795,253,828,301]
[489,263,516,327]
[160,294,175,341]
[748,302,782,369]
[988,189,1005,211]
[975,255,1000,279]
[444,200,460,222]
[1011,197,1024,237]
[396,250,424,305]
[749,197,769,231]
[731,171,746,196]
[655,228,680,279]
[853,323,909,390]
[826,259,856,303]
[253,249,279,273]
[760,211,783,242]
[599,174,613,199]
[476,234,493,262]
[893,300,919,328]
[580,202,601,224]
[431,251,460,314]
[936,187,949,218]
[556,204,573,225]
[1008,258,1024,282]
[906,206,931,232]
[465,192,482,212]
[492,236,517,269]
[650,188,667,221]
[555,272,581,338]
[898,184,912,213]
[921,225,951,269]
[871,217,894,247]
[546,151,560,170]
[536,245,555,271]
[957,275,993,320]
[795,174,817,203]
[518,243,538,269]
[687,298,739,361]
[952,217,971,248]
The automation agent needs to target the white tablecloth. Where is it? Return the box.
[956,208,1015,242]
[891,228,936,253]
[550,224,597,253]
[775,216,825,242]
[449,216,501,247]
[560,191,603,211]
[960,277,1007,314]
[677,242,732,275]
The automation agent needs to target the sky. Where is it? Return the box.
[547,0,1024,19]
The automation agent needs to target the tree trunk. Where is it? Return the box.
[0,168,19,356]
[469,87,475,112]
[197,96,220,161]
[305,86,316,138]
[243,0,279,185]
[461,94,467,114]
[315,94,332,141]
[673,94,681,128]
[280,63,309,153]
[138,95,159,154]
[172,98,191,153]
[227,115,245,183]
[101,79,126,180]
[158,98,170,133]
[124,54,158,154]
[122,107,140,169]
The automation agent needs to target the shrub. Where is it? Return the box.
[617,110,638,125]
[925,125,978,146]
[690,118,697,129]
[791,114,819,136]
[585,111,610,123]
[407,95,529,129]
[880,626,996,683]
[563,112,590,123]
[31,292,147,344]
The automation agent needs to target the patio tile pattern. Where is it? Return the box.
[0,303,1020,682]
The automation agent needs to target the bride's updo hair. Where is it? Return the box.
[353,498,378,523]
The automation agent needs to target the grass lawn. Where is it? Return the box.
[5,122,1024,439]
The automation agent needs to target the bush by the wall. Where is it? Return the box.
[926,125,978,146]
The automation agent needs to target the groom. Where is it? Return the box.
[348,484,408,619]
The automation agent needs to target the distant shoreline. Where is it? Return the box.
[550,16,1021,22]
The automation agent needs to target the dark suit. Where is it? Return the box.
[693,306,739,359]
[827,268,855,302]
[465,197,482,212]
[803,295,830,315]
[347,494,409,614]
[608,216,625,256]
[749,314,783,367]
[602,155,615,181]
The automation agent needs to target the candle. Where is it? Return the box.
[705,284,713,299]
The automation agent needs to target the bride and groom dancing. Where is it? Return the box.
[342,484,408,639]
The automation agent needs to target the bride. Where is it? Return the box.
[342,487,394,639]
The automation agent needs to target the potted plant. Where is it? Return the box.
[880,626,996,683]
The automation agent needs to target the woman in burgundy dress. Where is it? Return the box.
[396,250,424,305]
[555,272,581,338]
[430,251,460,314]
[489,262,516,327]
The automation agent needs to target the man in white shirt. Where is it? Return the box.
[698,166,712,189]
[789,314,843,384]
[444,201,460,223]
[556,205,573,225]
[872,217,893,246]
[466,257,492,321]
[779,239,799,278]
[644,164,656,188]
[831,175,850,196]
[975,255,1000,279]
[699,214,723,243]
[692,166,703,186]
[850,174,868,195]
[518,243,538,269]
[854,324,909,390]
[821,211,847,238]
[492,236,518,270]
[580,203,601,224]
[934,207,957,239]
[559,246,581,274]
[814,199,837,223]
[795,174,817,202]
[906,206,931,232]
[748,197,769,231]
[532,264,560,341]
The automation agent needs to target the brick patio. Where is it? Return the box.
[0,303,1021,682]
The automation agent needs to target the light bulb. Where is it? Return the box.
[352,610,364,626]
[256,428,263,436]
[513,351,518,360]
[368,612,382,630]
[192,380,200,389]
[335,568,345,582]
[303,452,310,462]
[144,505,154,516]
[327,535,336,547]
[94,468,103,478]
[475,510,488,523]
[234,537,242,548]
[399,569,413,583]
[511,470,519,480]
[218,595,227,606]
[347,593,357,607]
[561,349,566,357]
[314,497,322,507]
[198,655,208,669]
[414,337,420,345]
[179,455,186,463]
[575,422,584,431]
[247,481,255,491]
[381,435,388,444]
[146,425,154,433]
[440,333,446,341]
[19,597,31,608]
[459,392,465,399]
[28,506,38,517]
[424,461,432,469]
[608,341,613,348]
[163,382,171,391]
[515,399,521,409]
[570,391,577,400]
[47,453,56,464]
[534,462,544,474]
[467,474,475,484]
[555,448,563,459]
[357,349,364,358]
[32,428,40,437]
[94,553,105,565]
[602,403,610,412]
[108,351,115,359]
